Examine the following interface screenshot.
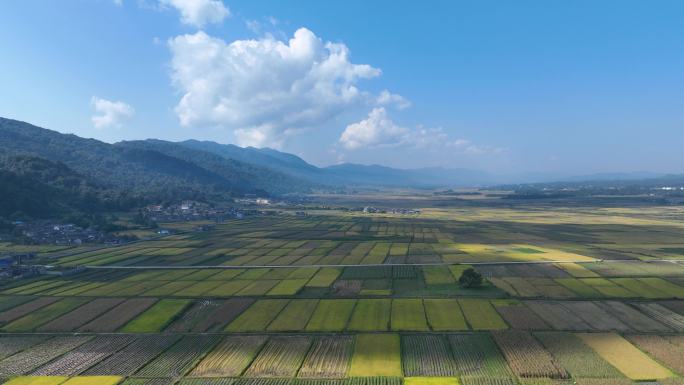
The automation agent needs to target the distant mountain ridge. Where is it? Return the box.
[0,117,316,218]
[2,116,681,212]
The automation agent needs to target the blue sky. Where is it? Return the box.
[1,0,683,175]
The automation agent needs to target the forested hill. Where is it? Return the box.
[0,117,315,219]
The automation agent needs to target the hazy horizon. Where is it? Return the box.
[2,0,683,175]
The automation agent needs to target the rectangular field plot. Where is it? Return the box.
[424,299,468,331]
[560,301,630,332]
[305,299,356,332]
[348,334,402,377]
[135,335,219,378]
[391,299,429,331]
[298,336,354,378]
[37,298,125,332]
[119,299,191,332]
[0,335,48,360]
[347,299,391,331]
[191,335,268,377]
[85,335,180,376]
[535,332,624,378]
[403,378,460,385]
[626,335,684,375]
[491,330,568,379]
[191,298,255,332]
[492,301,548,331]
[459,299,508,330]
[595,301,672,332]
[79,298,158,332]
[525,301,591,331]
[448,334,512,378]
[1,298,87,332]
[0,336,92,377]
[0,297,61,323]
[32,335,134,376]
[225,299,289,332]
[577,332,673,380]
[632,303,684,331]
[267,300,319,332]
[401,335,457,377]
[165,299,223,332]
[244,336,312,377]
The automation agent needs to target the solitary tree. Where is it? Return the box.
[458,268,483,288]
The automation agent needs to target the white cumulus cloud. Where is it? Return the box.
[339,109,506,156]
[168,28,387,147]
[90,97,134,129]
[339,107,409,150]
[160,0,230,27]
[377,90,411,110]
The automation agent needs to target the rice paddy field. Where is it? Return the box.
[1,203,684,384]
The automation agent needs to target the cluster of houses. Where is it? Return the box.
[357,207,421,215]
[11,221,110,246]
[144,201,246,223]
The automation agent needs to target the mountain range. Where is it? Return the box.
[1,116,681,220]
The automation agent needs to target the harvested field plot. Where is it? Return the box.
[179,379,236,385]
[32,335,134,376]
[192,298,255,332]
[37,298,124,332]
[120,299,191,332]
[535,332,624,378]
[85,335,180,376]
[306,299,356,332]
[391,299,429,331]
[244,336,312,377]
[0,297,60,323]
[347,299,391,331]
[191,335,268,377]
[298,336,353,378]
[491,330,568,379]
[572,380,635,385]
[349,334,402,377]
[401,335,457,377]
[225,299,289,332]
[526,301,590,331]
[165,299,222,332]
[1,298,90,332]
[0,295,33,312]
[135,335,219,377]
[0,335,47,360]
[626,335,684,375]
[493,302,548,330]
[459,299,507,330]
[79,298,157,332]
[448,334,512,377]
[0,336,92,376]
[596,301,671,332]
[577,332,672,380]
[424,299,468,331]
[560,301,630,331]
[460,378,516,385]
[632,303,684,331]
